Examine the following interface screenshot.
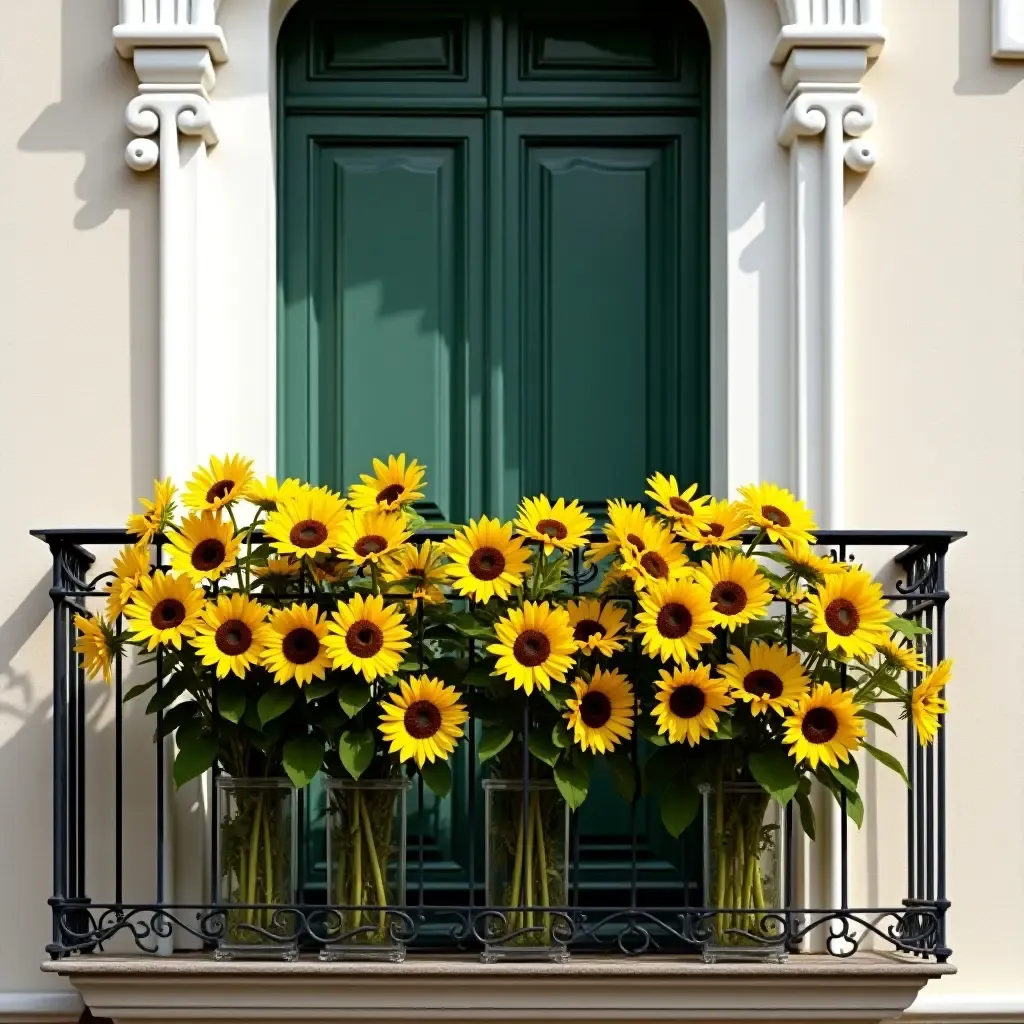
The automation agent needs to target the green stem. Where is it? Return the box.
[744,527,765,557]
[752,858,766,910]
[508,798,525,932]
[734,807,746,934]
[244,509,264,595]
[246,793,264,925]
[359,790,388,932]
[524,790,536,929]
[713,781,727,917]
[351,790,363,929]
[533,792,550,941]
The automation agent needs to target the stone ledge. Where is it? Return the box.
[43,953,954,1024]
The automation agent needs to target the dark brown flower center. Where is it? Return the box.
[151,598,186,630]
[824,598,860,636]
[579,690,612,729]
[744,669,783,700]
[289,519,328,549]
[536,518,568,541]
[354,534,388,557]
[640,551,670,579]
[656,602,692,639]
[573,619,605,643]
[512,629,551,667]
[705,522,725,538]
[468,546,505,581]
[403,699,441,740]
[205,479,235,504]
[669,497,694,516]
[345,620,384,659]
[215,619,253,656]
[408,567,426,578]
[710,581,747,616]
[802,706,839,744]
[282,627,320,664]
[625,532,646,551]
[191,538,226,572]
[762,504,791,528]
[376,483,405,505]
[669,684,706,719]
[317,556,346,578]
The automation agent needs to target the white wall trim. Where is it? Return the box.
[992,0,1024,58]
[0,991,82,1023]
[902,993,1024,1022]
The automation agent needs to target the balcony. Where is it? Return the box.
[33,525,961,1024]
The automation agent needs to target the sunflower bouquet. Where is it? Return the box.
[71,454,952,961]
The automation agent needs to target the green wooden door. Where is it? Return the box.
[279,0,709,909]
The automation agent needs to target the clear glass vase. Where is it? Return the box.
[482,778,570,963]
[215,778,298,961]
[321,777,411,962]
[701,781,787,963]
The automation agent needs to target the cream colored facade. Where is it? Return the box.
[1,0,1022,1021]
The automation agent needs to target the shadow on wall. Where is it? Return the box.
[955,0,1024,95]
[16,0,158,510]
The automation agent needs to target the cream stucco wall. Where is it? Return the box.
[0,0,1021,1018]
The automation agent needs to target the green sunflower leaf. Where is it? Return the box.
[215,678,247,724]
[337,730,373,781]
[145,674,187,716]
[303,679,336,702]
[420,758,453,799]
[172,730,218,788]
[887,615,931,639]
[844,789,865,828]
[551,720,572,749]
[283,735,326,787]
[637,715,668,747]
[554,757,590,811]
[123,678,157,702]
[542,681,573,711]
[795,778,816,841]
[748,747,800,805]
[858,709,898,735]
[154,700,200,741]
[660,781,701,838]
[527,729,560,768]
[827,757,859,794]
[258,686,297,725]
[642,744,683,795]
[477,724,514,763]
[606,752,637,804]
[338,680,372,718]
[863,742,910,786]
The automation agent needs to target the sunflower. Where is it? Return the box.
[263,603,333,686]
[677,499,747,550]
[875,638,927,674]
[104,544,151,620]
[587,500,651,563]
[74,614,117,684]
[325,592,411,682]
[596,566,632,597]
[806,568,890,661]
[245,476,303,512]
[252,556,301,580]
[719,642,808,716]
[619,517,690,591]
[487,601,576,694]
[515,495,594,556]
[696,551,773,628]
[348,454,426,512]
[736,482,816,545]
[565,598,628,657]
[124,571,205,651]
[191,594,271,679]
[645,473,710,528]
[310,554,353,585]
[445,516,532,604]
[911,659,951,745]
[264,487,349,559]
[182,454,254,512]
[651,664,733,746]
[378,675,469,767]
[783,682,865,769]
[126,478,176,546]
[564,667,635,754]
[337,508,411,568]
[636,577,716,664]
[779,538,846,579]
[382,540,448,611]
[166,511,241,583]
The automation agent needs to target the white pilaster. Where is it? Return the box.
[993,0,1024,58]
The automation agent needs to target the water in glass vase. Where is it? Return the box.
[701,781,787,963]
[483,779,570,963]
[215,778,298,961]
[321,777,411,962]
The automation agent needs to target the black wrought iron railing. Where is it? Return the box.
[34,526,962,961]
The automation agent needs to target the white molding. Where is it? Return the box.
[773,0,886,65]
[44,955,952,1024]
[114,1,228,62]
[993,0,1024,58]
[902,993,1024,1022]
[0,991,82,1023]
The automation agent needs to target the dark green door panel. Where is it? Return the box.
[278,0,709,908]
[280,117,486,520]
